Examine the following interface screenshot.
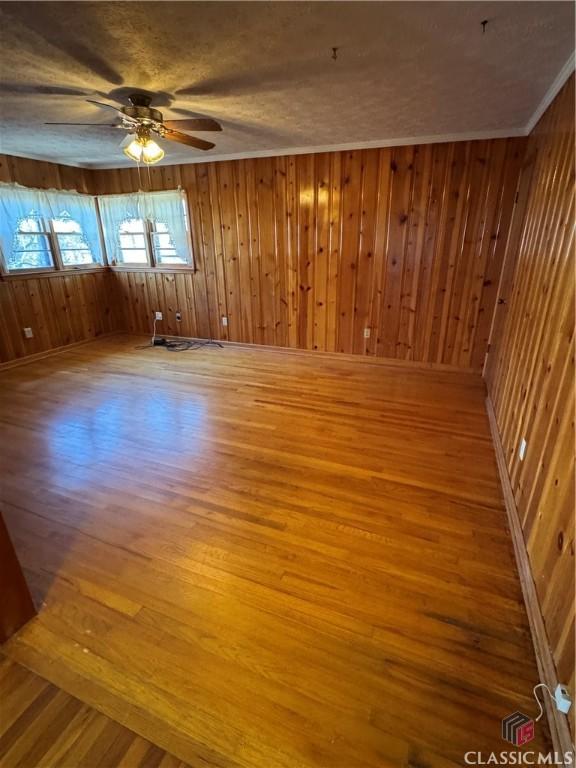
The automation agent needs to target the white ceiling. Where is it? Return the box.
[0,1,573,169]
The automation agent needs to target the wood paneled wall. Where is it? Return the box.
[0,153,93,192]
[485,75,575,736]
[0,271,118,363]
[1,141,527,370]
[0,155,117,364]
[91,138,526,370]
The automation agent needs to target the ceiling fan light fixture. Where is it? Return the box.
[123,136,144,162]
[141,138,164,165]
[123,131,165,165]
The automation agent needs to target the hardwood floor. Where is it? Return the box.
[0,336,550,765]
[0,654,192,767]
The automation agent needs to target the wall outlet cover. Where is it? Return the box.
[554,684,572,714]
[175,312,182,321]
[221,316,228,327]
[23,327,34,339]
[519,438,527,461]
[364,328,371,339]
[155,312,163,321]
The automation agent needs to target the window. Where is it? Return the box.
[0,185,193,274]
[118,218,149,263]
[0,185,103,273]
[10,215,54,271]
[53,214,96,266]
[98,190,192,268]
[151,221,184,265]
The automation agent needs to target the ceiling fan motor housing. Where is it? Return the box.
[123,94,163,124]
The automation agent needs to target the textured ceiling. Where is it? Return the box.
[0,1,573,168]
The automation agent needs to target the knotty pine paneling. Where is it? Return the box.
[485,75,575,736]
[91,138,527,370]
[0,155,117,364]
[0,271,118,363]
[0,153,94,191]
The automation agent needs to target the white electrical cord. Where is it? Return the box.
[135,314,158,350]
[533,683,555,721]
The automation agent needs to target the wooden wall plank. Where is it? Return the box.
[485,74,575,739]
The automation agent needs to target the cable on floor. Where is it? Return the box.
[135,337,223,352]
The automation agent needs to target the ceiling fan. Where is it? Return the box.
[45,92,222,164]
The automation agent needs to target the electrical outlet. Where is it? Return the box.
[555,684,572,714]
[175,312,182,322]
[221,316,228,327]
[519,438,527,461]
[23,327,34,339]
[364,328,371,339]
[155,311,163,321]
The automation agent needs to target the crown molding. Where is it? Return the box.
[525,52,575,135]
[83,127,526,169]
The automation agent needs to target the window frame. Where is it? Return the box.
[51,216,102,270]
[114,216,152,267]
[0,193,107,278]
[102,190,195,271]
[0,187,195,277]
[6,214,56,275]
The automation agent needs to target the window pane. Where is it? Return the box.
[53,217,81,234]
[151,221,190,265]
[19,217,43,233]
[9,232,53,271]
[115,218,148,264]
[120,232,146,249]
[157,254,187,264]
[120,249,148,264]
[121,218,145,233]
[53,215,97,266]
[153,232,173,249]
[57,233,84,248]
[60,249,95,266]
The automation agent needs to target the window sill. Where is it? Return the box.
[1,266,107,281]
[110,265,196,274]
[0,265,197,280]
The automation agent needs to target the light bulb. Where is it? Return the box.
[123,137,144,162]
[141,139,164,165]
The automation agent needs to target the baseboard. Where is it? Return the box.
[486,396,575,758]
[132,332,479,374]
[0,332,120,372]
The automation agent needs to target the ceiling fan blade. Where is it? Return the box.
[162,118,222,132]
[0,84,92,97]
[45,122,119,126]
[163,130,215,151]
[86,99,125,114]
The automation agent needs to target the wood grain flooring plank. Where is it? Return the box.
[0,336,552,765]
